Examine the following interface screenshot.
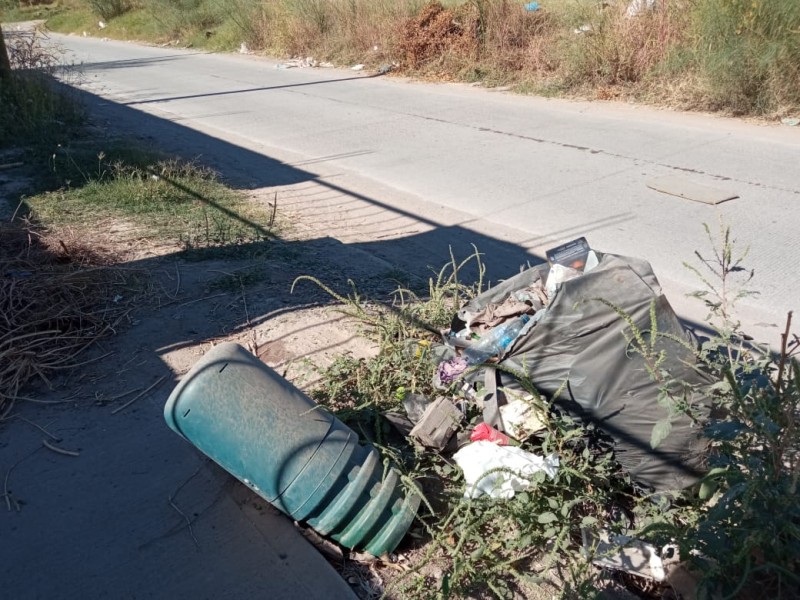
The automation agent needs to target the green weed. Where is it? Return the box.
[673,223,800,598]
[691,0,800,114]
[26,146,273,249]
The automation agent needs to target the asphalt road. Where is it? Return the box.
[57,34,799,343]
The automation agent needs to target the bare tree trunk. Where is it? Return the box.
[0,28,12,83]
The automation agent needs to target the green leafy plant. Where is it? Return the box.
[672,223,800,598]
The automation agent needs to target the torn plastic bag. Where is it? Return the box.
[454,253,713,492]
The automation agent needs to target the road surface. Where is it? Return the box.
[58,34,800,342]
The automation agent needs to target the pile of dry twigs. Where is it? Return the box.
[0,222,133,420]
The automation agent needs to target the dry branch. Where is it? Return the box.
[0,223,138,419]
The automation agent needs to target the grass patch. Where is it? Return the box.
[43,5,99,35]
[26,144,274,249]
[0,0,61,23]
[691,0,800,114]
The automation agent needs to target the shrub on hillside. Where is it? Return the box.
[692,0,800,113]
[85,0,133,20]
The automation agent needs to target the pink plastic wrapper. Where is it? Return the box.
[470,422,511,446]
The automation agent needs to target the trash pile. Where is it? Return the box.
[378,237,714,585]
[159,235,721,597]
[398,237,712,498]
[165,237,715,588]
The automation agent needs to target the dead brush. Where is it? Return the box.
[478,0,555,74]
[398,2,481,71]
[0,222,137,421]
[4,28,61,73]
[559,1,690,88]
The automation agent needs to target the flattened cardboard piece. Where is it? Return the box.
[546,237,591,270]
[409,397,463,450]
[647,175,738,205]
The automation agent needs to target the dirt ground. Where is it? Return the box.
[3,57,641,592]
[0,141,495,598]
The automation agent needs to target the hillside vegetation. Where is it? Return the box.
[4,0,799,117]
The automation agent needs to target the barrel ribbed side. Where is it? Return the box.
[164,342,419,556]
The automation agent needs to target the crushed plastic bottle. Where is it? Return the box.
[462,314,530,365]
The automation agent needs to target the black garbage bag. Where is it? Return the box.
[455,253,713,493]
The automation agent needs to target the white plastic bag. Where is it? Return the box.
[453,441,559,499]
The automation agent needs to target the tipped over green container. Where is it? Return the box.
[164,342,419,556]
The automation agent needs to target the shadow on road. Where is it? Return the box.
[0,77,717,600]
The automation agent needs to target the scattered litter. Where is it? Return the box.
[319,61,335,68]
[435,356,469,384]
[453,441,559,499]
[524,2,540,10]
[470,422,512,445]
[463,295,535,334]
[582,528,679,582]
[626,0,656,17]
[584,250,599,272]
[112,294,123,303]
[646,175,739,205]
[409,397,463,450]
[450,240,714,492]
[351,64,365,71]
[377,64,394,75]
[82,31,87,37]
[383,411,415,436]
[462,314,530,365]
[545,264,582,299]
[98,20,106,29]
[499,398,547,439]
[239,42,250,55]
[781,117,799,127]
[276,57,320,69]
[546,236,592,271]
[574,24,592,34]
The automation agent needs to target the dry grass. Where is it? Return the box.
[252,0,424,65]
[236,0,797,115]
[41,0,798,114]
[0,221,138,420]
[241,0,702,98]
[398,2,479,71]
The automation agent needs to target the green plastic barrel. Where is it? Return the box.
[163,342,419,556]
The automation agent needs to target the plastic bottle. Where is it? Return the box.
[462,314,530,365]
